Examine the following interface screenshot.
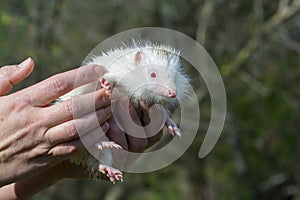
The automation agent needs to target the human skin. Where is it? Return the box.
[0,58,162,199]
[0,58,112,187]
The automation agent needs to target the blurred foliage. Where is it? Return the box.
[0,0,299,199]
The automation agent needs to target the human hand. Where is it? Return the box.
[49,94,164,181]
[0,60,162,198]
[105,96,164,172]
[51,98,163,180]
[0,58,112,187]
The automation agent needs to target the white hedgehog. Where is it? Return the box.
[57,40,190,183]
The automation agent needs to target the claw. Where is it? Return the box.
[99,164,123,184]
[165,117,182,137]
[167,125,182,137]
[96,141,122,151]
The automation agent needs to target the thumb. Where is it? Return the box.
[0,57,34,95]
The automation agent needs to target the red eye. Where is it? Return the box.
[150,72,157,78]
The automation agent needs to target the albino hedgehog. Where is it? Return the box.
[57,40,190,183]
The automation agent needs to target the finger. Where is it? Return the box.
[25,65,106,106]
[48,122,109,157]
[106,117,130,170]
[41,88,111,127]
[139,101,163,147]
[45,106,112,145]
[147,130,163,148]
[79,122,110,148]
[0,58,34,95]
[123,102,149,153]
[113,97,150,152]
[139,100,150,125]
[106,117,129,151]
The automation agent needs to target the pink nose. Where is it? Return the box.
[168,89,176,98]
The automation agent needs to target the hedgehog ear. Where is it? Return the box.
[135,51,146,66]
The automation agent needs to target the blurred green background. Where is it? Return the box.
[1,0,299,199]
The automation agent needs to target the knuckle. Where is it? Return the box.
[0,68,7,78]
[64,101,74,116]
[72,98,85,116]
[0,65,12,76]
[11,94,32,111]
[81,68,95,83]
[0,67,11,83]
[50,76,71,95]
[79,65,105,83]
[64,122,78,138]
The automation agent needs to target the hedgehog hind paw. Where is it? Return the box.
[99,164,123,184]
[100,77,115,96]
[165,117,182,137]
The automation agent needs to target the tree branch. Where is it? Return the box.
[196,0,214,46]
[221,0,300,77]
[278,26,300,54]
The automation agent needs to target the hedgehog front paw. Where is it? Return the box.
[165,117,182,137]
[100,77,113,96]
[99,164,123,184]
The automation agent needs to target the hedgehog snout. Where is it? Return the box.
[168,89,176,98]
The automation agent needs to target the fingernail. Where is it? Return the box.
[18,57,31,68]
[93,65,106,75]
